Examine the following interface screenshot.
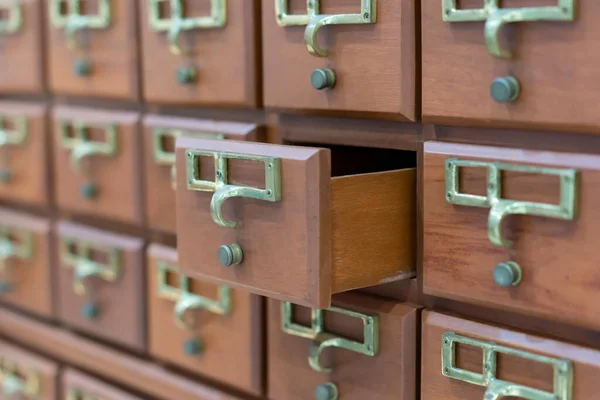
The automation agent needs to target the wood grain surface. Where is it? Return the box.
[63,369,145,400]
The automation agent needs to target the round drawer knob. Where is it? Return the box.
[183,338,204,356]
[493,261,522,287]
[311,68,336,90]
[490,76,520,103]
[74,59,93,77]
[81,302,100,319]
[314,383,339,400]
[177,66,197,85]
[217,243,244,267]
[80,183,98,199]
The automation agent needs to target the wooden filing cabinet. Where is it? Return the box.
[143,115,262,234]
[63,369,145,400]
[0,339,58,399]
[52,106,143,224]
[139,0,260,107]
[175,137,416,308]
[268,293,417,400]
[46,0,140,100]
[262,0,416,119]
[147,244,263,396]
[56,221,145,351]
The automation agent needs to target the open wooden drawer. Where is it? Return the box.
[175,138,416,308]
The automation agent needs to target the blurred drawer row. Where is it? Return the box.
[4,1,599,130]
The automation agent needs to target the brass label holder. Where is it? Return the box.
[281,301,379,374]
[0,226,34,293]
[0,3,22,34]
[0,357,40,398]
[0,114,28,183]
[66,387,105,400]
[275,0,376,57]
[149,0,227,55]
[49,0,111,49]
[152,128,224,190]
[442,0,576,59]
[442,332,573,400]
[186,149,282,229]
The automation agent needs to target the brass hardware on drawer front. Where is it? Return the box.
[49,0,111,49]
[157,261,231,355]
[0,3,22,34]
[442,0,576,60]
[281,302,379,374]
[148,0,227,56]
[153,128,224,190]
[59,120,118,200]
[60,238,120,320]
[0,115,28,183]
[442,332,573,400]
[275,0,377,58]
[0,226,33,294]
[66,387,105,400]
[0,358,40,398]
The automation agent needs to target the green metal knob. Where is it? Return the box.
[315,382,339,400]
[0,281,13,294]
[490,76,520,103]
[81,302,100,320]
[217,243,243,267]
[183,338,204,356]
[493,261,522,287]
[177,66,197,85]
[80,183,98,199]
[311,68,336,90]
[0,170,11,183]
[74,59,93,77]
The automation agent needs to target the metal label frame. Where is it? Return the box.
[0,358,40,397]
[49,0,111,48]
[66,387,105,400]
[0,3,22,34]
[0,115,28,147]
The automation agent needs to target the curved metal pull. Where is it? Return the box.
[276,0,376,58]
[0,3,22,34]
[0,115,27,148]
[442,0,575,59]
[186,150,282,229]
[281,302,379,374]
[71,141,103,176]
[73,259,105,296]
[0,360,40,399]
[50,0,111,49]
[442,332,573,400]
[174,292,205,330]
[445,158,578,249]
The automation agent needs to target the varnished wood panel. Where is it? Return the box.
[63,369,145,400]
[423,141,600,331]
[268,293,418,400]
[422,311,600,400]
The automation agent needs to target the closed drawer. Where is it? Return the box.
[143,115,261,234]
[63,369,145,400]
[423,141,600,330]
[147,244,263,396]
[56,221,145,351]
[0,1,44,93]
[52,106,143,224]
[140,0,260,107]
[268,294,417,400]
[47,1,140,100]
[262,0,416,119]
[422,0,594,131]
[0,339,58,400]
[0,102,49,207]
[422,311,600,400]
[175,138,416,308]
[0,209,53,318]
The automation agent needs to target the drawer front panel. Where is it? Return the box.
[422,0,599,131]
[268,294,417,400]
[0,209,52,318]
[0,1,44,93]
[0,102,49,206]
[56,221,145,350]
[47,0,140,99]
[144,116,261,234]
[53,107,142,224]
[422,311,600,400]
[423,141,600,330]
[140,0,259,106]
[147,244,263,396]
[63,369,145,400]
[262,0,416,118]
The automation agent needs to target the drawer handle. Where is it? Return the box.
[0,227,34,294]
[152,128,224,190]
[0,359,40,398]
[281,302,379,374]
[148,0,227,55]
[59,121,118,200]
[0,3,22,34]
[49,0,111,49]
[0,115,28,183]
[67,387,106,400]
[442,332,573,400]
[61,238,120,319]
[442,0,576,59]
[276,0,377,58]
